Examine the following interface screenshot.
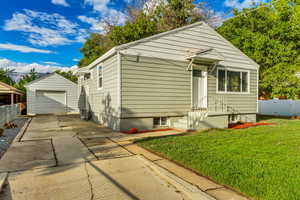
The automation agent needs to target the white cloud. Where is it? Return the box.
[75,28,89,43]
[78,15,106,32]
[51,0,69,7]
[43,61,60,65]
[82,0,128,32]
[78,13,127,34]
[84,0,110,13]
[72,58,80,62]
[0,58,77,73]
[224,0,266,10]
[4,9,87,46]
[0,43,53,54]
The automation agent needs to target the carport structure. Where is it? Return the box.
[0,81,24,105]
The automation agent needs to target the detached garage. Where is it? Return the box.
[25,73,79,115]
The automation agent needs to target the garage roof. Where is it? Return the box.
[25,73,77,87]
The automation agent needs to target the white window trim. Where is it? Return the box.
[153,117,168,127]
[216,67,250,94]
[90,69,93,80]
[97,65,103,90]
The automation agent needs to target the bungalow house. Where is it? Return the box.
[76,22,259,131]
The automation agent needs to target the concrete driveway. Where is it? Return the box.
[0,115,214,200]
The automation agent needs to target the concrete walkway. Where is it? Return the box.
[0,115,215,200]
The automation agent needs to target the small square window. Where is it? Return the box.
[153,117,168,127]
[153,118,160,126]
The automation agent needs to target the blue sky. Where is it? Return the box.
[0,0,259,73]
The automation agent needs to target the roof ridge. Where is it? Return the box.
[83,21,205,70]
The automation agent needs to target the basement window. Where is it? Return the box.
[153,117,168,127]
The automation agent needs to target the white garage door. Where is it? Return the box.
[35,91,66,114]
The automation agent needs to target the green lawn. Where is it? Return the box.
[137,117,300,200]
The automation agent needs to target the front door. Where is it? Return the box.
[192,68,207,109]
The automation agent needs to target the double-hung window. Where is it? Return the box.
[97,65,103,89]
[217,68,249,93]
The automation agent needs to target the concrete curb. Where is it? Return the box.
[136,155,216,200]
[13,117,32,143]
[120,142,250,200]
[0,172,8,192]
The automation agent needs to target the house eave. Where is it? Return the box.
[185,55,224,63]
[87,47,117,70]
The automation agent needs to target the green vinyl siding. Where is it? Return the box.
[78,54,120,129]
[121,55,191,118]
[121,55,258,118]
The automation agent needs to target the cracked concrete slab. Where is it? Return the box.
[22,115,77,141]
[5,156,213,200]
[26,115,60,131]
[7,163,92,200]
[22,130,76,141]
[81,138,132,159]
[53,136,96,166]
[0,115,221,200]
[0,140,55,172]
[86,156,190,200]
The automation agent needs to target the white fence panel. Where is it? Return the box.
[259,100,300,116]
[0,104,20,127]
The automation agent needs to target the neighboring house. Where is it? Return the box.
[0,81,24,106]
[25,73,79,115]
[76,22,259,131]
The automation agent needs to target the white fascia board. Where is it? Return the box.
[87,47,117,70]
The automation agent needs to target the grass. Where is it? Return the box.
[137,117,300,200]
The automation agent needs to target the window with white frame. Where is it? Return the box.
[97,65,103,89]
[153,117,168,127]
[217,68,249,93]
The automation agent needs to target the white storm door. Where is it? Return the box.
[192,69,207,109]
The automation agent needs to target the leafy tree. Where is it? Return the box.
[109,13,158,46]
[55,70,78,83]
[17,68,38,91]
[152,0,213,31]
[0,68,15,86]
[78,0,219,67]
[260,63,300,99]
[78,33,113,67]
[217,0,300,98]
